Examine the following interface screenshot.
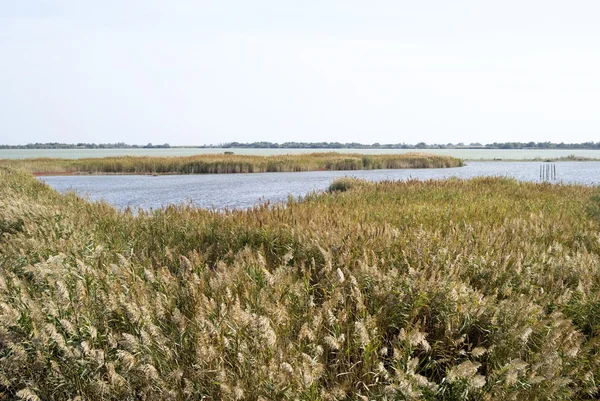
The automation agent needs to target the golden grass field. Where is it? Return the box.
[1,167,600,400]
[0,153,462,175]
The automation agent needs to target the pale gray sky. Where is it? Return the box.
[1,1,599,145]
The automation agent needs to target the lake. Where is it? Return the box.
[3,147,600,160]
[40,161,600,210]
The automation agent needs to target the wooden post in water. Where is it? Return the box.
[539,163,557,181]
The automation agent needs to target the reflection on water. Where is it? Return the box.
[40,161,600,210]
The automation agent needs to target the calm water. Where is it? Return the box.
[4,148,600,160]
[40,161,600,210]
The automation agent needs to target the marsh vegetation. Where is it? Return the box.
[0,153,462,175]
[1,168,600,400]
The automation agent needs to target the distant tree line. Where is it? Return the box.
[485,141,600,149]
[0,142,171,149]
[2,141,600,150]
[217,141,600,150]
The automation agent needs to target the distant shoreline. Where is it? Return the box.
[471,156,600,162]
[3,148,600,163]
[2,141,600,151]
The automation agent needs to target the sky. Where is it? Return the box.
[1,1,599,146]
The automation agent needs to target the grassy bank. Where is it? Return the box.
[475,155,600,162]
[0,153,463,175]
[1,169,600,400]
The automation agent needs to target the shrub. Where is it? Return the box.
[327,177,363,192]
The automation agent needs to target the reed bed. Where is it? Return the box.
[1,168,600,400]
[0,153,463,175]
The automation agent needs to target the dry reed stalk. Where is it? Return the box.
[0,168,598,400]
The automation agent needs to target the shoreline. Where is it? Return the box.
[467,157,600,162]
[3,148,600,162]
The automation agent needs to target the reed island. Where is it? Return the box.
[0,152,463,175]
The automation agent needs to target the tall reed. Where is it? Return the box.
[0,152,463,175]
[0,168,599,400]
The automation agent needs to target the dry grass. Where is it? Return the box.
[1,168,600,400]
[0,153,463,175]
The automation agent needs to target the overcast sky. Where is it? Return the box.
[1,1,599,145]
